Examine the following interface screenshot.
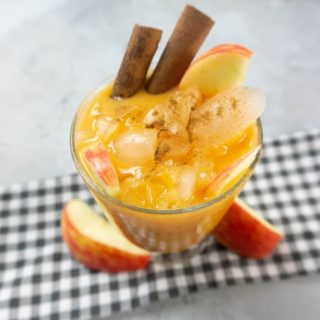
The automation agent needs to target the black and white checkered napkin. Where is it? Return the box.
[1,129,320,320]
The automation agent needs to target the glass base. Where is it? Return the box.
[152,236,214,266]
[97,203,215,266]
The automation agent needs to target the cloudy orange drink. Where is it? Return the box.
[72,80,263,252]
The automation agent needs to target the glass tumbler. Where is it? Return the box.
[70,80,263,253]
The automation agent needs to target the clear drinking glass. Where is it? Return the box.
[70,79,263,253]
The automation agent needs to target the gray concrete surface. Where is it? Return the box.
[0,0,320,319]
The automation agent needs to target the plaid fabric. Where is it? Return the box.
[1,129,320,320]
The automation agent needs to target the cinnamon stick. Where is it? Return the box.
[146,5,214,94]
[111,25,162,99]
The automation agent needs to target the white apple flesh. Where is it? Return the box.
[180,43,252,97]
[61,200,150,272]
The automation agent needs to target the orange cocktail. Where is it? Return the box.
[71,81,263,252]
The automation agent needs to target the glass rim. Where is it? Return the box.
[70,78,263,215]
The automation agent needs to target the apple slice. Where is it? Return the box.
[198,44,252,61]
[83,143,120,196]
[204,146,261,196]
[212,198,283,259]
[61,200,151,272]
[180,44,252,97]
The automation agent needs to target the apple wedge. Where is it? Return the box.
[180,44,252,97]
[204,146,261,196]
[83,143,120,196]
[198,44,252,61]
[212,198,283,259]
[61,200,151,272]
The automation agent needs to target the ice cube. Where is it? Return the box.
[90,102,102,116]
[176,166,196,201]
[94,117,118,143]
[113,128,158,166]
[156,130,191,162]
[144,87,202,134]
[188,87,265,145]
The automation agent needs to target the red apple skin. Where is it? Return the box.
[203,146,261,196]
[197,44,253,62]
[212,198,283,259]
[83,143,120,196]
[61,206,150,273]
[180,43,253,97]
